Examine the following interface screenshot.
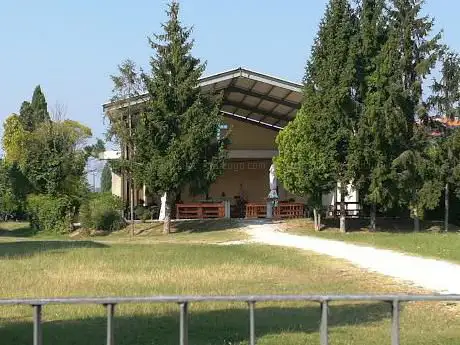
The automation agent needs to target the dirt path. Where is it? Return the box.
[244,221,460,294]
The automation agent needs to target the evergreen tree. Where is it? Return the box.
[133,1,226,234]
[19,86,50,131]
[393,129,443,231]
[281,0,359,232]
[31,85,50,124]
[349,0,403,231]
[101,163,112,193]
[389,0,442,230]
[428,51,460,231]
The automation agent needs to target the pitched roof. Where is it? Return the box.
[103,67,303,131]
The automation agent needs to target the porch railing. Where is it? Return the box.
[176,203,225,219]
[275,202,304,219]
[3,294,459,345]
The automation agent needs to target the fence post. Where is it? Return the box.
[248,301,256,345]
[391,299,400,345]
[180,302,189,345]
[33,305,42,345]
[320,300,328,345]
[106,304,115,345]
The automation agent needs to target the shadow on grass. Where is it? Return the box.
[0,223,36,237]
[0,241,108,259]
[172,219,243,234]
[317,218,453,233]
[0,302,391,345]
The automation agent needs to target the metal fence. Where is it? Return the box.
[1,294,460,345]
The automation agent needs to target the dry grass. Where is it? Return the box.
[0,221,459,344]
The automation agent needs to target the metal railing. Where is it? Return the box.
[1,294,460,345]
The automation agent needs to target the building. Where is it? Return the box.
[102,67,359,219]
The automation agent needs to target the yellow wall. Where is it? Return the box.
[225,117,278,150]
[181,159,299,203]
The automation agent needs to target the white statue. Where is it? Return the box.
[268,164,278,199]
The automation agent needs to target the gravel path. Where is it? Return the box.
[244,221,460,294]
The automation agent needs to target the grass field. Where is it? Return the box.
[0,221,459,344]
[284,219,460,264]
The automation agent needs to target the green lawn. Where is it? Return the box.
[284,219,460,263]
[0,221,459,344]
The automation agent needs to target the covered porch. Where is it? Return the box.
[104,68,358,220]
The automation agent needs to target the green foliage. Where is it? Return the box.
[80,193,124,232]
[133,2,226,205]
[135,205,152,222]
[100,163,112,193]
[392,130,444,220]
[0,162,29,220]
[19,86,50,131]
[276,0,358,226]
[21,121,92,198]
[429,51,460,119]
[27,194,72,233]
[2,114,28,164]
[275,111,336,208]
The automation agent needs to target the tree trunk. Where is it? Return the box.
[339,186,346,233]
[445,182,449,232]
[413,208,420,232]
[370,203,376,232]
[313,208,319,231]
[130,177,135,237]
[318,211,322,231]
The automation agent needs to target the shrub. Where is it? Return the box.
[80,193,124,232]
[135,205,152,222]
[27,194,72,233]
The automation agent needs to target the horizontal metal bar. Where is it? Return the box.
[0,294,459,306]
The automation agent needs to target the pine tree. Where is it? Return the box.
[100,163,112,193]
[389,0,442,231]
[134,1,226,234]
[290,0,359,232]
[428,51,460,231]
[349,0,404,231]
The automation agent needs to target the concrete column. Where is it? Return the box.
[266,201,273,219]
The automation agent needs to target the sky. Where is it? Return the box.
[2,0,460,151]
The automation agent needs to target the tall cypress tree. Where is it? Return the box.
[19,86,50,131]
[100,163,112,193]
[134,1,226,234]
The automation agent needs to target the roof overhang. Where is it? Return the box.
[103,67,303,130]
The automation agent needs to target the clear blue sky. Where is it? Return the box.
[1,0,460,147]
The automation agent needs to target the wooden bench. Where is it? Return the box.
[275,203,304,219]
[245,203,267,219]
[176,203,225,220]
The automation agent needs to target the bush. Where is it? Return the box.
[135,205,152,222]
[80,193,124,232]
[27,194,72,233]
